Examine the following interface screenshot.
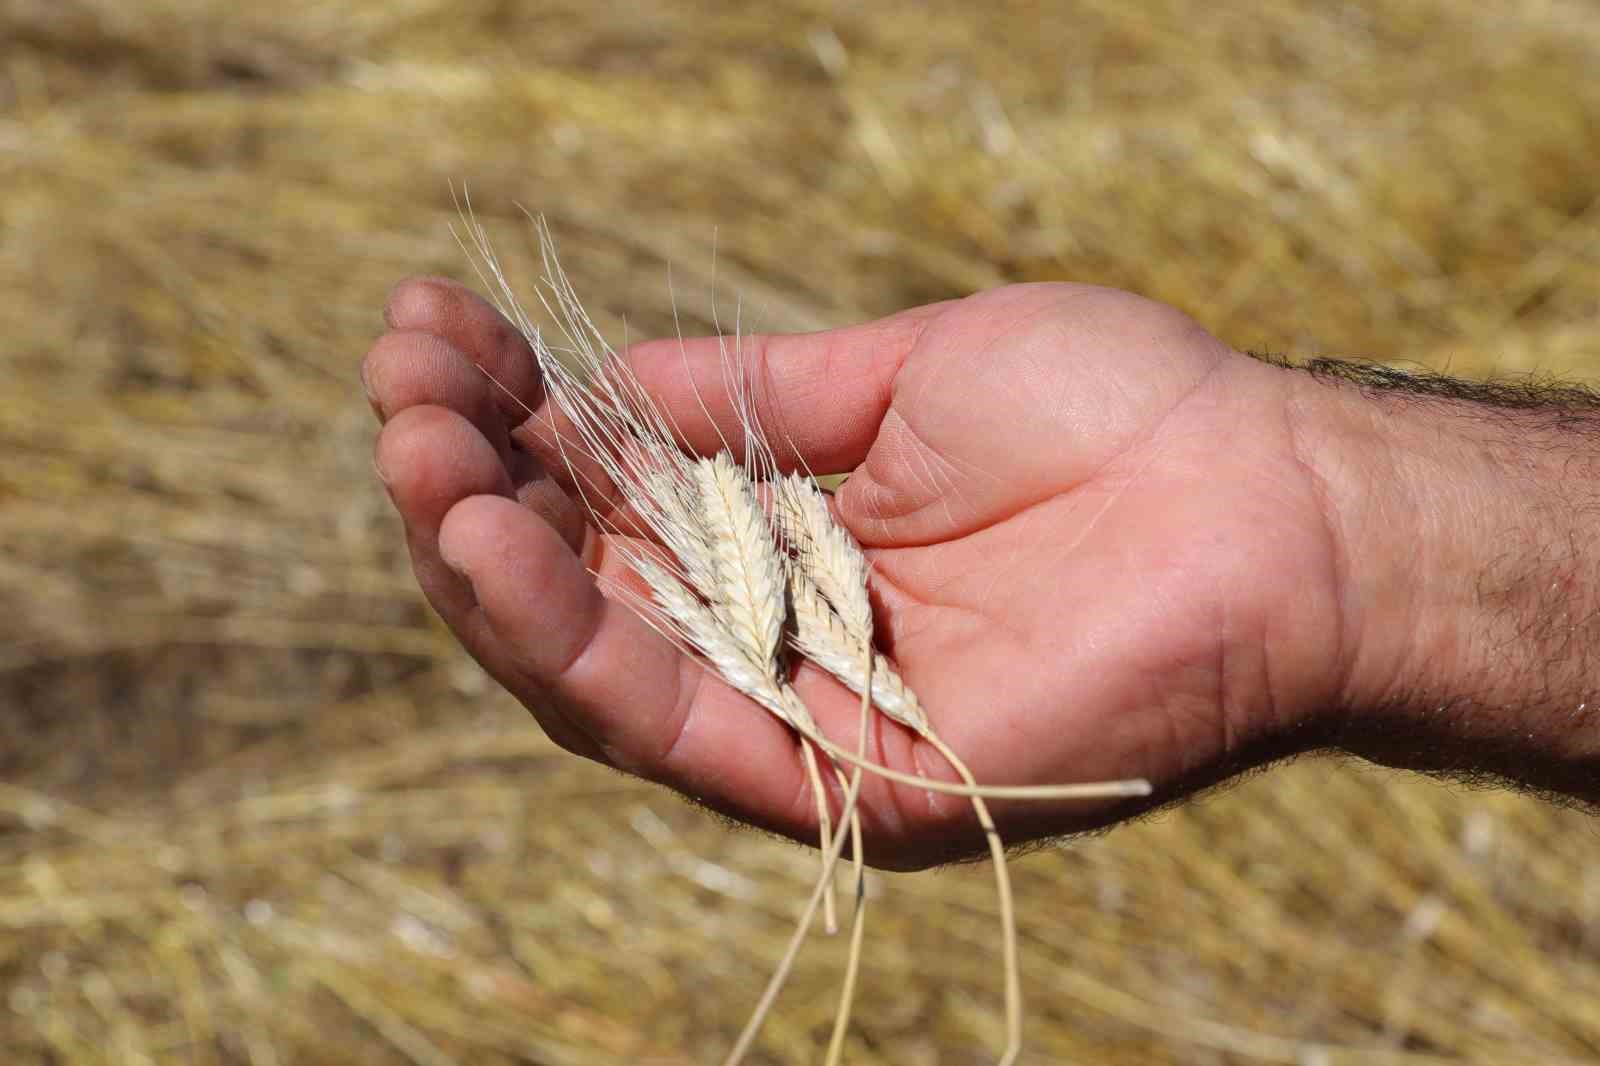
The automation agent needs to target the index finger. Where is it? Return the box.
[621,300,950,476]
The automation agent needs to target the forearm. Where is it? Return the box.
[1290,361,1600,803]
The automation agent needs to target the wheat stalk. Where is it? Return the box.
[721,693,868,1066]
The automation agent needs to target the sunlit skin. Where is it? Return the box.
[366,276,1600,869]
[365,277,1353,868]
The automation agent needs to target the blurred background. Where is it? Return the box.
[4,1,1600,1063]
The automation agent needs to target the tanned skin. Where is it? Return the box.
[364,277,1599,869]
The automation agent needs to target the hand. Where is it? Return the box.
[364,278,1350,868]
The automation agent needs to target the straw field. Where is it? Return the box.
[5,2,1600,1063]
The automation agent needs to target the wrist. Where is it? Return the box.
[1286,363,1600,795]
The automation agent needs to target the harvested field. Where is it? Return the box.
[4,2,1600,1063]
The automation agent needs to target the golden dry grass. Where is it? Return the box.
[5,1,1600,1063]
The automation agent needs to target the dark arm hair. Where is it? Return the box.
[1255,350,1600,809]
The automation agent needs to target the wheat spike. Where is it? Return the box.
[460,215,851,931]
[641,467,724,603]
[788,564,928,732]
[777,473,872,637]
[778,477,1029,1066]
[693,453,786,672]
[787,570,1027,1066]
[687,453,845,931]
[629,556,787,718]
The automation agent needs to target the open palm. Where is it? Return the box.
[367,278,1343,868]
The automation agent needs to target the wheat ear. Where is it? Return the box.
[788,564,927,731]
[692,455,785,683]
[779,473,1028,1066]
[631,459,864,1066]
[770,486,876,1066]
[692,332,875,1063]
[684,463,841,931]
[777,474,871,631]
[691,453,845,932]
[457,212,847,930]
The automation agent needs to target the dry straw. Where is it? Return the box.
[9,4,1600,1062]
[458,211,1151,1065]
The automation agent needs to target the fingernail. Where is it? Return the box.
[440,546,469,578]
[383,279,412,329]
[372,453,392,489]
[362,369,386,422]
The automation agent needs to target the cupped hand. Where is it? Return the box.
[364,278,1347,868]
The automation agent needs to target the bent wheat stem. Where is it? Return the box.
[823,642,872,1066]
[724,668,871,1066]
